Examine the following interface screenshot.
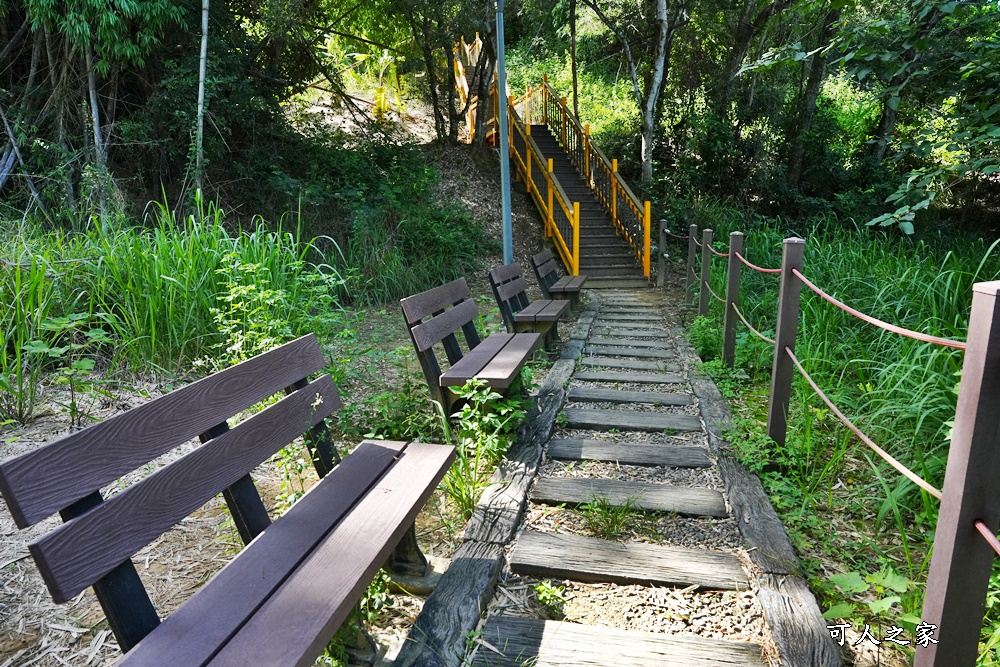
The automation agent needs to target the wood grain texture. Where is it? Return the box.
[497,276,531,303]
[540,359,576,395]
[590,328,672,339]
[207,442,455,667]
[472,617,765,667]
[118,440,407,666]
[547,438,713,468]
[584,345,674,359]
[410,300,479,352]
[510,531,747,590]
[564,408,702,433]
[599,307,660,315]
[588,337,672,349]
[0,334,326,529]
[473,334,541,387]
[594,313,661,322]
[568,387,691,405]
[754,573,842,667]
[441,333,513,385]
[31,376,343,603]
[574,370,685,384]
[579,356,680,371]
[400,278,470,325]
[535,300,570,321]
[530,477,727,517]
[394,541,505,667]
[490,262,524,283]
[463,390,562,544]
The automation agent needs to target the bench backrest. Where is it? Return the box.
[488,263,531,333]
[531,249,561,299]
[400,277,483,406]
[0,334,342,651]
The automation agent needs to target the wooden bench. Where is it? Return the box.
[0,334,454,666]
[489,263,571,348]
[531,248,588,310]
[401,277,541,414]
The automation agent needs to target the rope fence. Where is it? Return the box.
[703,280,725,304]
[665,230,690,241]
[975,520,1000,558]
[707,245,730,258]
[730,302,775,345]
[791,268,967,350]
[734,251,781,275]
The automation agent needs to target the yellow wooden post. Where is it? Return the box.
[612,159,618,228]
[573,202,581,276]
[526,145,532,195]
[508,95,515,157]
[583,124,591,182]
[525,85,531,126]
[643,200,652,279]
[560,97,567,147]
[547,159,554,238]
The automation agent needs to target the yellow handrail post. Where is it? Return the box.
[612,159,618,227]
[583,124,591,183]
[573,202,581,276]
[525,85,531,126]
[560,97,567,147]
[507,95,515,157]
[526,143,532,195]
[547,159,554,238]
[643,200,652,279]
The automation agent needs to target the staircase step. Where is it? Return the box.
[548,438,712,468]
[585,277,650,288]
[584,345,674,359]
[568,386,689,405]
[599,306,660,314]
[591,328,671,338]
[593,313,661,322]
[563,407,701,432]
[579,356,677,372]
[589,337,671,348]
[574,370,684,384]
[473,617,765,667]
[530,477,727,517]
[510,530,747,590]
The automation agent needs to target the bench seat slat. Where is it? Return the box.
[495,276,530,303]
[409,299,478,352]
[118,440,407,666]
[535,300,571,322]
[0,334,326,529]
[538,259,561,277]
[30,376,342,603]
[567,276,589,289]
[400,277,470,325]
[207,442,455,667]
[513,301,547,323]
[474,333,541,387]
[440,333,513,387]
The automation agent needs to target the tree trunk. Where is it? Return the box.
[444,44,460,144]
[196,0,209,192]
[715,0,789,117]
[570,0,579,119]
[85,45,108,226]
[786,8,840,187]
[472,39,495,147]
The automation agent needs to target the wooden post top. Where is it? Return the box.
[973,281,1000,295]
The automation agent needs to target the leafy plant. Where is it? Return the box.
[578,494,642,541]
[534,579,566,619]
[687,316,721,361]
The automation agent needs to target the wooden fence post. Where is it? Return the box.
[560,97,567,146]
[507,95,515,157]
[917,281,1000,667]
[572,202,581,276]
[546,159,554,238]
[698,229,713,318]
[643,201,652,280]
[723,232,744,368]
[765,237,805,447]
[611,160,619,226]
[685,223,698,303]
[657,220,668,288]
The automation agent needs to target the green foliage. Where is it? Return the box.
[686,316,721,361]
[578,494,641,541]
[533,579,566,619]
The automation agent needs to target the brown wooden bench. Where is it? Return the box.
[489,263,571,348]
[531,248,588,310]
[401,277,541,414]
[0,334,454,666]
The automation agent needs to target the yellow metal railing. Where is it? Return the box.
[453,38,651,279]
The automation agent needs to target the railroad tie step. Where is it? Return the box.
[579,356,678,372]
[472,617,765,667]
[591,327,670,338]
[588,337,672,349]
[530,477,727,517]
[593,313,661,322]
[509,530,747,590]
[568,386,690,405]
[573,370,684,384]
[563,408,702,432]
[584,345,675,359]
[547,438,713,468]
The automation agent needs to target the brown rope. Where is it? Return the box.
[734,251,781,275]
[791,269,966,350]
[703,280,726,304]
[975,520,1000,557]
[730,302,775,345]
[708,245,730,258]
[785,347,942,499]
[666,231,690,241]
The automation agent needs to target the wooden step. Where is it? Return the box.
[585,345,674,359]
[547,438,713,468]
[510,531,747,590]
[563,408,701,432]
[568,386,690,406]
[585,278,650,289]
[473,617,765,667]
[589,337,672,349]
[579,357,678,372]
[591,328,671,338]
[531,477,727,517]
[594,313,661,322]
[574,370,684,384]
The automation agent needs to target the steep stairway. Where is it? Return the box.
[529,125,648,289]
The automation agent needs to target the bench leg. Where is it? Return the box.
[518,320,558,349]
[344,622,381,666]
[386,523,429,577]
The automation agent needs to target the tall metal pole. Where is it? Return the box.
[496,0,513,265]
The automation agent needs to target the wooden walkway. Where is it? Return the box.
[394,290,841,667]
